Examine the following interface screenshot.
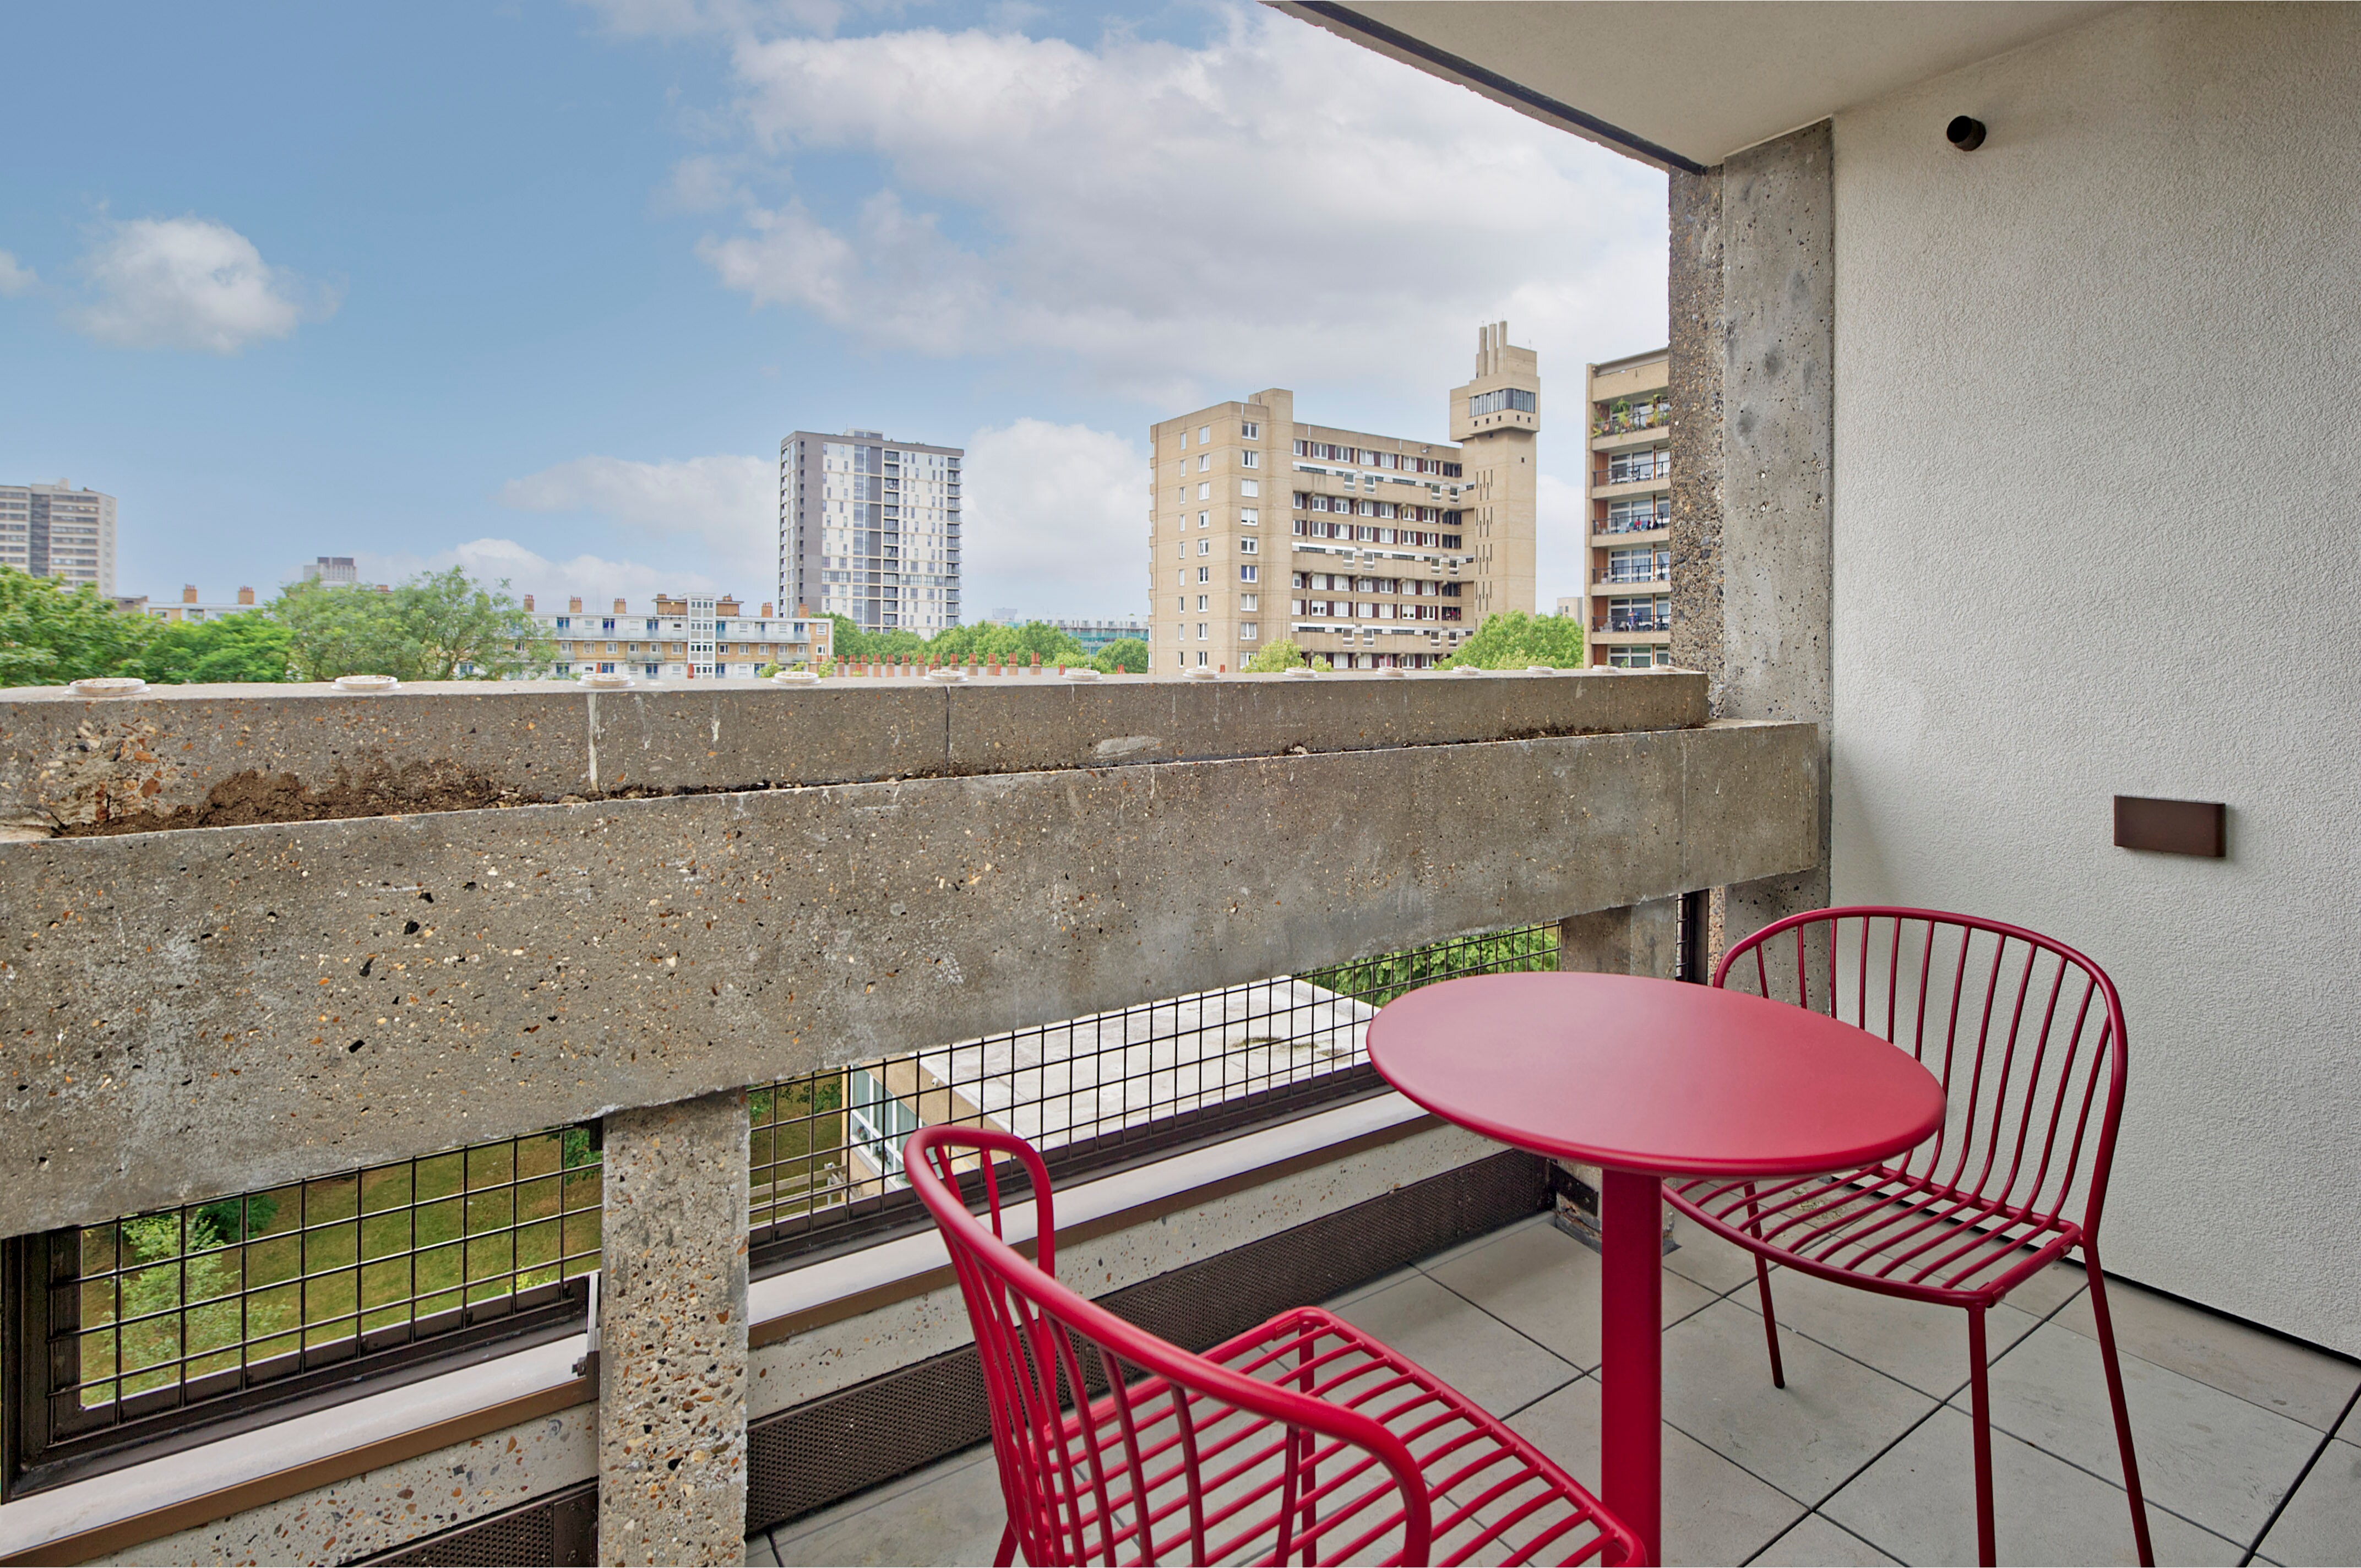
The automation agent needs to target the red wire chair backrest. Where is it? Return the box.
[905,1124,1437,1567]
[1713,907,2131,1244]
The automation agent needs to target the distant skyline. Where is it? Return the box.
[0,1,1667,623]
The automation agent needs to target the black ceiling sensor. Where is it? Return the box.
[1947,115,1988,151]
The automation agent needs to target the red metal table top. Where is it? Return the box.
[1366,971,1946,1177]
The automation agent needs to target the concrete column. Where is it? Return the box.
[1671,122,1836,959]
[1557,897,1680,979]
[1668,162,1727,709]
[1554,901,1682,1248]
[597,1090,750,1566]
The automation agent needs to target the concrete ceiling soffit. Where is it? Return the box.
[1269,1,2121,171]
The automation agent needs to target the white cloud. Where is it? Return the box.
[69,216,334,354]
[958,418,1147,622]
[689,7,1667,399]
[499,453,776,587]
[348,538,723,607]
[0,252,35,297]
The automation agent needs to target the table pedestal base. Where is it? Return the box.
[1600,1167,1663,1566]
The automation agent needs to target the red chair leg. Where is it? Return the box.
[1742,1182,1786,1389]
[2083,1248,2158,1566]
[994,1520,1018,1567]
[1967,1308,1996,1567]
[1753,1255,1787,1388]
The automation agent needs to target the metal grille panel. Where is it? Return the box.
[12,1128,602,1491]
[747,924,1560,1265]
[363,1480,596,1566]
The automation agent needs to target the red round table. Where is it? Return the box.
[1366,971,1945,1566]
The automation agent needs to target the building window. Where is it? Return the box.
[1196,624,1207,640]
[1606,547,1665,584]
[1199,539,1211,556]
[1198,567,1210,582]
[1605,496,1670,533]
[1197,595,1209,611]
[1242,421,1260,439]
[1240,450,1258,467]
[1199,426,1210,443]
[1240,564,1258,582]
[1608,645,1657,669]
[1198,482,1210,500]
[1241,594,1258,611]
[1199,512,1209,527]
[1198,454,1210,472]
[1241,480,1259,497]
[1468,387,1537,417]
[1608,446,1671,484]
[1239,537,1258,554]
[1196,651,1209,666]
[1240,624,1259,640]
[849,1069,922,1185]
[1240,508,1258,526]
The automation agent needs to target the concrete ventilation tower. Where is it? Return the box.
[1449,321,1541,623]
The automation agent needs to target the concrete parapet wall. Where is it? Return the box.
[0,671,1705,837]
[0,715,1813,1235]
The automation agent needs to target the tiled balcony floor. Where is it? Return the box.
[749,1211,2361,1566]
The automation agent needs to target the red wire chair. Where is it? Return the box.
[907,1124,1640,1567]
[1664,907,2154,1566]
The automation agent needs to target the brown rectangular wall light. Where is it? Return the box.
[2113,796,2225,858]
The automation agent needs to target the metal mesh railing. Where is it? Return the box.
[746,923,1563,1260]
[19,923,1565,1483]
[28,1126,602,1464]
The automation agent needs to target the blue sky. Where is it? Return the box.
[0,1,1667,620]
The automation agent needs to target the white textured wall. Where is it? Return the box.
[1830,3,2361,1352]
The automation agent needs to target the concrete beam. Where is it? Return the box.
[597,1090,750,1567]
[0,671,1705,837]
[0,719,1815,1235]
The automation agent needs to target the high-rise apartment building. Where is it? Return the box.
[1580,350,1672,668]
[778,429,961,636]
[1148,323,1536,671]
[301,557,358,585]
[0,482,117,595]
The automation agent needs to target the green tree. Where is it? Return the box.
[124,615,293,684]
[272,580,414,681]
[1092,636,1150,674]
[1438,610,1586,671]
[1242,638,1307,673]
[0,567,157,688]
[390,568,550,680]
[826,614,927,663]
[928,619,1087,667]
[274,570,548,682]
